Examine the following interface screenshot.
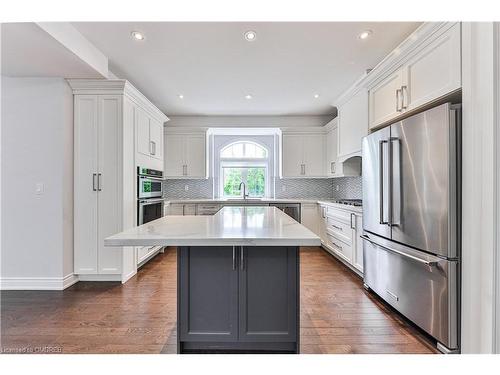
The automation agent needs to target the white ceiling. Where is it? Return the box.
[1,23,105,78]
[72,22,420,116]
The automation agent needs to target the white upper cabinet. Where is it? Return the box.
[303,134,325,177]
[282,134,304,177]
[325,122,338,176]
[368,23,461,129]
[337,88,368,159]
[185,134,207,178]
[149,118,164,160]
[136,107,164,162]
[281,132,325,178]
[403,22,461,111]
[368,69,405,129]
[164,131,207,179]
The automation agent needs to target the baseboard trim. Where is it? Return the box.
[0,274,79,290]
[77,274,121,282]
[121,269,137,284]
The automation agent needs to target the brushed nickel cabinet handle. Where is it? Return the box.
[240,247,244,270]
[232,246,236,270]
[401,85,408,110]
[97,173,102,191]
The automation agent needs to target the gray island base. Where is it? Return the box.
[177,245,299,354]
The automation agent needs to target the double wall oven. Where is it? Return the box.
[137,166,163,225]
[136,166,164,266]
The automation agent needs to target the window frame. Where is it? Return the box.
[218,141,271,198]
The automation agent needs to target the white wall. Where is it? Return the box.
[1,77,75,289]
[461,22,498,353]
[166,115,335,128]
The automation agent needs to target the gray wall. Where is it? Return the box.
[1,77,74,280]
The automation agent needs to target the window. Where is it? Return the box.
[219,141,269,198]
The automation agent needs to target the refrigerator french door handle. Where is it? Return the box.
[379,140,389,225]
[389,137,401,227]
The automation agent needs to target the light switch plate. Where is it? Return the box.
[184,185,189,191]
[35,182,44,195]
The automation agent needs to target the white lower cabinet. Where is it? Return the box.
[300,203,320,236]
[137,245,163,266]
[165,203,197,215]
[318,203,363,275]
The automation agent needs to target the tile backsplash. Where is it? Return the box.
[162,179,213,199]
[163,176,362,201]
[274,178,333,199]
[331,176,363,200]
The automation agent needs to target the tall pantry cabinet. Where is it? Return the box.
[69,80,168,282]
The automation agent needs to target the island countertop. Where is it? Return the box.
[104,206,321,247]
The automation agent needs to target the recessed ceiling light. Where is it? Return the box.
[358,30,372,40]
[178,94,184,99]
[131,31,145,41]
[314,94,320,99]
[245,94,253,100]
[244,31,257,42]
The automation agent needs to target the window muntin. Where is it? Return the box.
[220,141,267,159]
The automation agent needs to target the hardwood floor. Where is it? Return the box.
[0,247,437,354]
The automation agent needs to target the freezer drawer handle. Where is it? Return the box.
[360,235,439,267]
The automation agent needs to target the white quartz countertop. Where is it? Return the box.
[105,206,321,247]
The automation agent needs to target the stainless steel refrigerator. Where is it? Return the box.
[361,102,461,353]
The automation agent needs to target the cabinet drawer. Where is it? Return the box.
[326,216,352,244]
[327,231,353,263]
[197,204,221,215]
[326,206,351,223]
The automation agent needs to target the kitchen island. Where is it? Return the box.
[105,206,320,353]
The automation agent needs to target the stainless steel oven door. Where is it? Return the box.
[138,176,163,199]
[138,199,164,225]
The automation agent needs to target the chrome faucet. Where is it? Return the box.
[239,182,249,200]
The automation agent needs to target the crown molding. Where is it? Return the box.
[332,22,458,107]
[67,79,169,123]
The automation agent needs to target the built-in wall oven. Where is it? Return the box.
[137,166,163,225]
[138,166,163,199]
[137,167,164,266]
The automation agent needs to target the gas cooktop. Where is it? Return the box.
[332,199,362,207]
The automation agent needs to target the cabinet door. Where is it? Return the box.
[97,96,122,274]
[338,89,368,158]
[178,246,239,342]
[164,134,185,177]
[326,126,338,176]
[302,134,325,177]
[183,204,197,215]
[352,214,363,272]
[185,134,206,178]
[368,69,403,129]
[238,246,298,342]
[74,96,99,274]
[136,106,151,157]
[281,134,303,177]
[301,204,320,236]
[149,118,164,160]
[318,205,328,245]
[404,23,461,111]
[165,203,184,215]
